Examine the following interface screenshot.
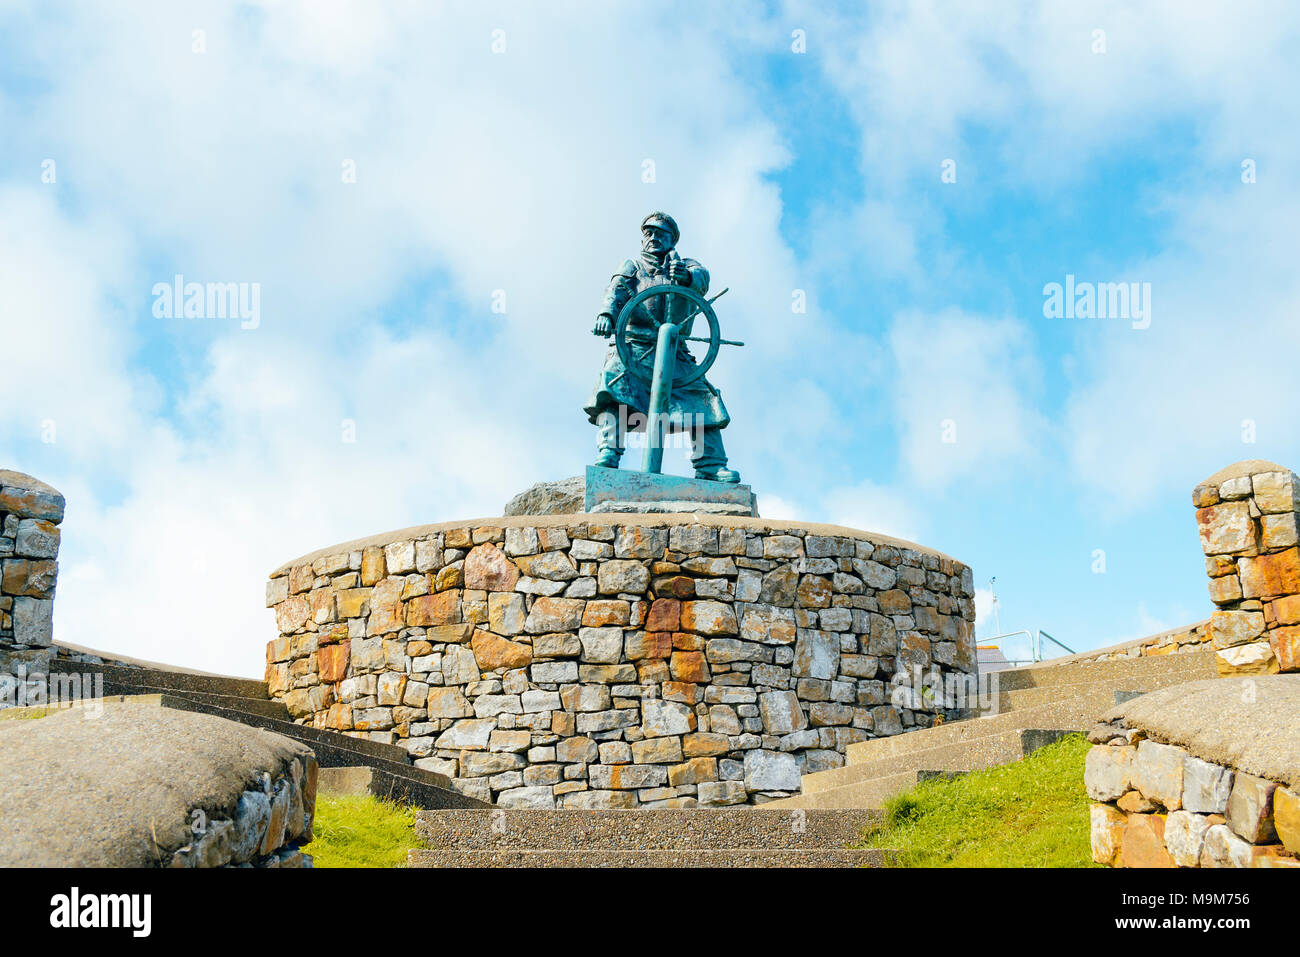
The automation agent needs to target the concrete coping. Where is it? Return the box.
[271,513,963,578]
[0,703,311,866]
[1200,459,1293,487]
[52,639,248,678]
[1099,675,1300,789]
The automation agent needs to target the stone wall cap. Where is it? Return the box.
[1099,675,1300,788]
[52,639,254,679]
[271,514,964,578]
[0,703,312,866]
[1017,620,1208,669]
[0,469,63,499]
[1200,459,1293,487]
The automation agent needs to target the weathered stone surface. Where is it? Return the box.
[793,629,839,680]
[1090,802,1126,865]
[743,750,800,791]
[463,544,520,592]
[488,592,527,635]
[1239,547,1300,601]
[470,631,532,672]
[1182,756,1233,814]
[1119,814,1175,868]
[1200,823,1253,868]
[1131,740,1184,810]
[1164,810,1213,867]
[1273,786,1300,854]
[597,560,650,595]
[759,690,807,734]
[407,590,460,627]
[1215,641,1279,676]
[1085,745,1133,803]
[698,780,747,806]
[641,699,695,738]
[579,626,623,663]
[680,600,737,636]
[12,597,53,647]
[504,477,585,516]
[1208,610,1265,649]
[1251,470,1299,514]
[1226,772,1277,843]
[738,603,796,645]
[1196,501,1255,555]
[435,718,495,750]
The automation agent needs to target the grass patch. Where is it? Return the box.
[858,732,1099,867]
[304,794,425,868]
[0,706,53,720]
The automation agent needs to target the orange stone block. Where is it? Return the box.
[315,642,350,683]
[407,590,461,626]
[582,600,631,627]
[670,650,711,683]
[1239,547,1300,599]
[1272,595,1300,625]
[1271,625,1300,672]
[646,598,682,632]
[661,681,700,704]
[470,630,532,671]
[1119,814,1176,868]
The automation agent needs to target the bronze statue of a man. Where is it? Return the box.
[584,212,740,483]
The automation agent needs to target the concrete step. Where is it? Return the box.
[72,682,490,810]
[315,765,485,809]
[846,686,1135,766]
[409,848,891,867]
[152,693,488,809]
[95,677,409,765]
[415,807,881,851]
[767,770,926,810]
[105,683,290,720]
[800,728,1073,796]
[988,647,1216,692]
[984,668,1200,713]
[49,657,271,699]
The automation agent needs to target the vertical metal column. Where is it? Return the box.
[642,320,678,474]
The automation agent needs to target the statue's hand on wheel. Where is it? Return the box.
[592,314,613,337]
[667,259,692,286]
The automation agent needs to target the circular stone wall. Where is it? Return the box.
[264,515,976,807]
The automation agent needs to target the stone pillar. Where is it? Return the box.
[0,469,65,679]
[1193,459,1300,675]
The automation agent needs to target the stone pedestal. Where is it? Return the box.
[1193,460,1300,675]
[264,514,976,808]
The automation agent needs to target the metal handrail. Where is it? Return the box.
[980,629,1075,667]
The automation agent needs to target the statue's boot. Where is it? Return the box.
[690,427,740,484]
[594,410,624,468]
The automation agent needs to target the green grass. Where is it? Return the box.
[858,732,1100,867]
[304,794,425,868]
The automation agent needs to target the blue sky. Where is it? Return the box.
[2,1,1298,675]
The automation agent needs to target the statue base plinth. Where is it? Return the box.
[584,466,757,516]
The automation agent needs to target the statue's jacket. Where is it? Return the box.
[583,251,731,431]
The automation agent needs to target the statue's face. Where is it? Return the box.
[641,224,674,255]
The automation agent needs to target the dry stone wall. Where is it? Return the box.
[1193,460,1300,675]
[1087,719,1299,868]
[0,470,64,701]
[265,517,977,807]
[1074,622,1211,664]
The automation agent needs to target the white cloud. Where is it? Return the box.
[887,308,1046,489]
[3,1,836,676]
